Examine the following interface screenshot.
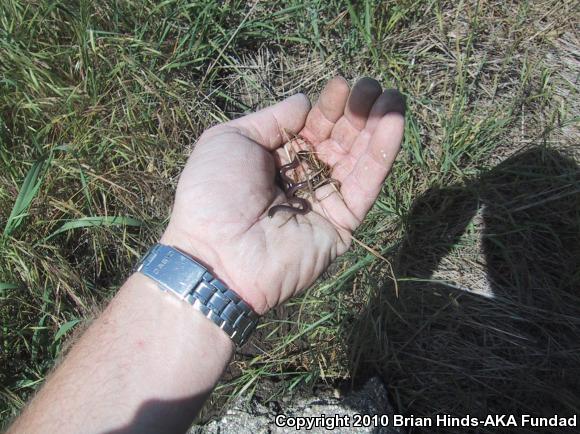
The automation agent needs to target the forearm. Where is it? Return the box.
[8,272,234,434]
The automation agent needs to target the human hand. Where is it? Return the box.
[161,77,405,314]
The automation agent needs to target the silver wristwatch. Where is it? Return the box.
[135,243,259,346]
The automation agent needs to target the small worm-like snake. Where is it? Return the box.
[267,197,311,218]
[278,158,300,188]
[287,180,309,197]
[268,158,312,218]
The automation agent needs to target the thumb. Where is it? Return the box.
[227,93,311,150]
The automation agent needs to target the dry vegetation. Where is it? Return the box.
[1,0,578,432]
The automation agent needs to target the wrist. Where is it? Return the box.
[124,272,235,352]
[138,238,261,345]
[160,226,267,315]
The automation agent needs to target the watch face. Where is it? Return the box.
[145,245,206,298]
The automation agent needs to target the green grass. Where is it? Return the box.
[1,0,579,431]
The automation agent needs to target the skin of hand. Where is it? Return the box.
[162,76,405,315]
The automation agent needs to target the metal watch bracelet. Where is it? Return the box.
[135,243,259,346]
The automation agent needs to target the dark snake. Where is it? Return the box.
[268,157,312,218]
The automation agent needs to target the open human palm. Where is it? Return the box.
[162,77,405,314]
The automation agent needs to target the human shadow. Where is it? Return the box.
[102,394,207,434]
[346,146,580,433]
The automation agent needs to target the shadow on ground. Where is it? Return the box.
[346,146,580,433]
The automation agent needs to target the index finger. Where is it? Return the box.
[300,76,350,145]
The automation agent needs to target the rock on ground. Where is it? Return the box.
[189,377,404,434]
